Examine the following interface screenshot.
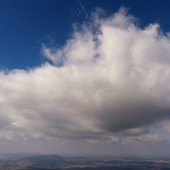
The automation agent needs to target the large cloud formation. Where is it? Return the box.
[0,8,170,143]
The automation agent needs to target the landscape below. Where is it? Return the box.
[0,154,170,170]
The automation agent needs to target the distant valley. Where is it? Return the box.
[0,154,170,170]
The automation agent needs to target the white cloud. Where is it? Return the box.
[123,134,162,144]
[0,8,170,147]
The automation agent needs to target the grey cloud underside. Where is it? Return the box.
[0,8,170,142]
[100,102,170,132]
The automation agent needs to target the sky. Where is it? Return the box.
[1,0,170,157]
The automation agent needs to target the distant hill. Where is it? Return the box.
[22,154,64,168]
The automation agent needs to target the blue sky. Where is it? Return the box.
[0,0,170,69]
[1,0,170,156]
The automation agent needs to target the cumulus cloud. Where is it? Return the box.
[0,8,170,144]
